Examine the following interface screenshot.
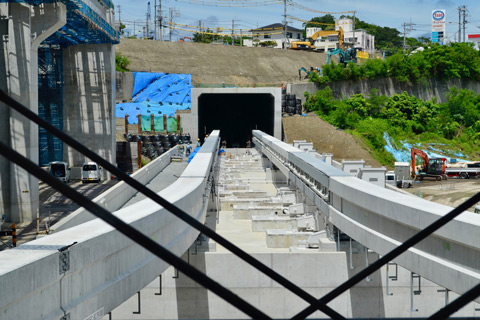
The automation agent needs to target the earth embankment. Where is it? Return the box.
[282,114,381,167]
[116,39,326,85]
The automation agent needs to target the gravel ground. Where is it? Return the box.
[402,179,480,210]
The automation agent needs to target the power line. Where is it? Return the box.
[288,1,355,15]
[173,0,279,7]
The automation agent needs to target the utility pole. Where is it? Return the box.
[146,1,151,39]
[283,0,287,49]
[117,5,121,35]
[158,0,162,41]
[232,19,235,46]
[154,0,157,40]
[168,8,180,42]
[352,11,356,49]
[458,6,467,43]
[402,20,416,52]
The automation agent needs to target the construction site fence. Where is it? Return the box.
[123,114,182,134]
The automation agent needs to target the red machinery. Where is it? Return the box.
[411,147,447,181]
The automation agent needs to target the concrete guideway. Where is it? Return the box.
[253,130,480,317]
[106,147,352,319]
[0,132,220,320]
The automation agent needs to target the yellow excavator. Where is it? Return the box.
[291,27,344,50]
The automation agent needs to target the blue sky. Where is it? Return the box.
[113,0,480,42]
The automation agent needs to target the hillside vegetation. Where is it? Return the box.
[304,43,480,165]
[311,43,480,84]
[304,86,480,165]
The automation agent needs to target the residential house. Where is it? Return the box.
[243,23,303,49]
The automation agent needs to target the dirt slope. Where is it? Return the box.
[282,114,381,167]
[116,39,326,85]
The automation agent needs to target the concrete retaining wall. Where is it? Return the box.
[288,78,480,105]
[116,72,134,102]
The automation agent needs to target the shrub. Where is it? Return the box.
[116,52,131,72]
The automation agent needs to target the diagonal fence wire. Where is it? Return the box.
[0,90,344,319]
[0,141,271,319]
[8,86,478,319]
[291,186,480,319]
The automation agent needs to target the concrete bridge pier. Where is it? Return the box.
[62,43,116,180]
[0,2,66,223]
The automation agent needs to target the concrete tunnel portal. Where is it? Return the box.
[198,93,274,147]
[189,88,282,146]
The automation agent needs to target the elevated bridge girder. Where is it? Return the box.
[252,130,480,303]
[0,132,220,320]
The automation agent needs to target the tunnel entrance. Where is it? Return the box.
[198,93,274,147]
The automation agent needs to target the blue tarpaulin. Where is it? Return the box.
[188,147,202,163]
[383,132,468,163]
[116,72,192,124]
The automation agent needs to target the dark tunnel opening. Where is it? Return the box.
[198,93,274,147]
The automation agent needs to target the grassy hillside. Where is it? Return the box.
[304,86,480,165]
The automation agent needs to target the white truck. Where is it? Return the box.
[48,161,70,183]
[81,162,102,183]
[446,162,480,179]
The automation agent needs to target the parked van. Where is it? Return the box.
[385,171,395,185]
[49,161,70,183]
[81,162,101,183]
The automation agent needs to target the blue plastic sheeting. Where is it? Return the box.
[116,72,192,123]
[383,132,469,163]
[132,72,165,97]
[133,73,192,104]
[188,147,202,163]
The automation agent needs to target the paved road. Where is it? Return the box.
[0,179,118,250]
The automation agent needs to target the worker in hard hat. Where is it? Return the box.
[186,141,192,156]
[178,139,185,157]
[196,138,201,147]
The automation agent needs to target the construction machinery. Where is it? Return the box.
[326,47,357,65]
[291,27,344,51]
[298,67,322,80]
[411,147,448,181]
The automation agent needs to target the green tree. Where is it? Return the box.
[445,86,480,127]
[304,15,335,30]
[192,29,222,43]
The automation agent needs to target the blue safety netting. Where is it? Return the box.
[116,72,192,124]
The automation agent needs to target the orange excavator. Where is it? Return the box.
[411,147,448,181]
